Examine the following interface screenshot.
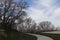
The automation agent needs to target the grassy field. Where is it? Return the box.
[35,31,60,40]
[0,31,37,40]
[43,31,60,34]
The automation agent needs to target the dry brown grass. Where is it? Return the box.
[43,31,60,34]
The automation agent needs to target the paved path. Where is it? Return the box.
[27,33,53,40]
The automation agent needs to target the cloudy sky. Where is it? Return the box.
[15,0,60,27]
[25,0,60,27]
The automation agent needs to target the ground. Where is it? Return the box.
[39,31,60,40]
[27,33,53,40]
[0,29,37,40]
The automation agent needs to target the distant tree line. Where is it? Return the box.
[17,17,55,33]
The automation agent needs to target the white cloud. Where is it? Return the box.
[38,0,52,7]
[53,8,60,18]
[36,0,55,8]
[27,7,52,23]
[28,7,44,18]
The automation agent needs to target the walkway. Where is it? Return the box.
[27,33,53,40]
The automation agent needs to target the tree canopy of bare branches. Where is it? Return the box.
[0,0,28,31]
[38,21,55,31]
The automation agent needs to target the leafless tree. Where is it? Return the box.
[55,27,60,31]
[17,17,37,33]
[0,0,28,31]
[39,21,55,31]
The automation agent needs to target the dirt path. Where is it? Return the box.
[27,33,53,40]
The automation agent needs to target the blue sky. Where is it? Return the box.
[15,0,60,27]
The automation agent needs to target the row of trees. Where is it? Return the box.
[17,17,55,32]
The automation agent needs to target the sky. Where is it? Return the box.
[25,0,60,27]
[15,0,60,27]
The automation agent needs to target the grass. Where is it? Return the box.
[43,31,60,34]
[35,32,60,40]
[0,31,37,40]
